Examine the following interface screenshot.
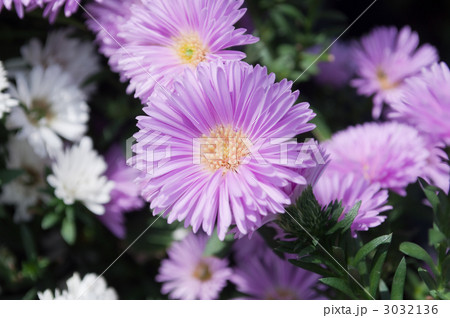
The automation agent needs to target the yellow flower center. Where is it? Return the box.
[200,125,250,173]
[376,68,399,90]
[173,33,208,66]
[192,262,212,282]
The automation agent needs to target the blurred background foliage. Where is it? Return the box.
[0,0,449,299]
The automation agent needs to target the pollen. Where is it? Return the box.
[173,33,208,66]
[200,125,250,173]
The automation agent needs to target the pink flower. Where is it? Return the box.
[130,60,322,239]
[352,26,438,118]
[157,232,232,300]
[117,0,258,101]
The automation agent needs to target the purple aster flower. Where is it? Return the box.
[352,26,438,118]
[41,0,79,23]
[97,146,144,239]
[314,171,391,236]
[85,0,141,78]
[314,42,355,88]
[420,139,449,194]
[324,122,429,196]
[156,232,232,300]
[232,234,323,299]
[390,62,450,146]
[131,60,322,240]
[0,0,34,18]
[0,0,83,22]
[117,0,259,102]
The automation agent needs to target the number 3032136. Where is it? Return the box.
[383,305,438,315]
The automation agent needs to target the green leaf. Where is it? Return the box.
[0,169,23,185]
[20,225,37,259]
[319,277,357,299]
[203,231,233,257]
[22,288,37,300]
[418,267,437,291]
[326,201,360,235]
[420,178,440,212]
[399,242,439,277]
[369,242,390,297]
[289,259,334,277]
[391,257,406,300]
[332,246,346,266]
[41,213,61,230]
[276,4,305,21]
[353,234,392,265]
[429,228,446,246]
[61,207,76,245]
[329,202,345,223]
[442,254,450,283]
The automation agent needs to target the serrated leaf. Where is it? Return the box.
[353,234,392,265]
[418,267,437,291]
[391,257,406,300]
[399,242,439,277]
[320,277,357,299]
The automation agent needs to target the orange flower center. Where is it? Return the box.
[199,125,250,173]
[376,68,400,90]
[192,262,212,282]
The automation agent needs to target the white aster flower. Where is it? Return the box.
[21,28,100,93]
[47,137,114,215]
[6,65,89,157]
[38,272,118,300]
[0,61,18,119]
[0,138,48,222]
